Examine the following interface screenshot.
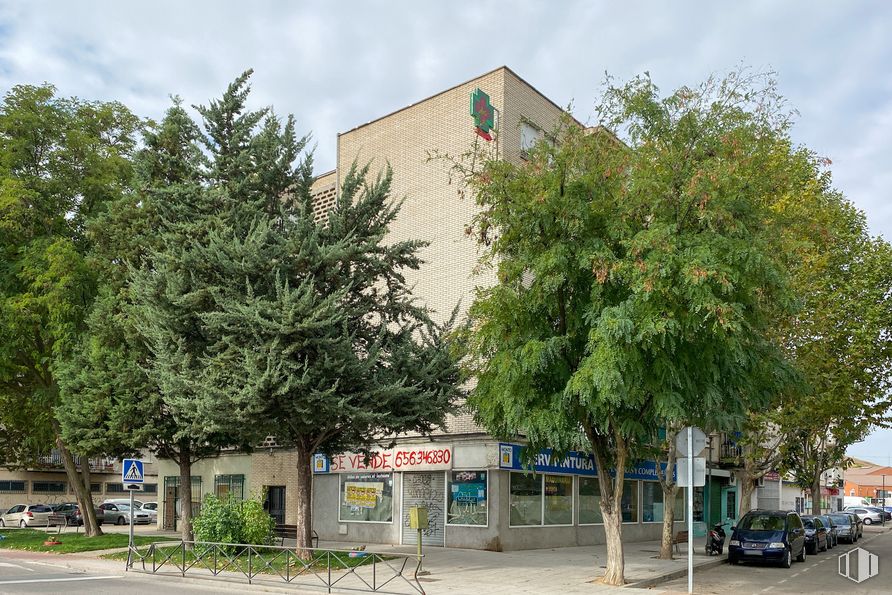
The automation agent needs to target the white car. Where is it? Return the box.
[0,504,53,528]
[845,507,883,525]
[99,502,151,525]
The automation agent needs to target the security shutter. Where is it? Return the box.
[402,472,446,547]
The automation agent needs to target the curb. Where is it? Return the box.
[624,558,727,589]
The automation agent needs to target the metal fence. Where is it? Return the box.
[126,540,425,594]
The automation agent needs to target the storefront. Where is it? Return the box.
[311,441,689,551]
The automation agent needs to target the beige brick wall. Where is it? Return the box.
[332,67,567,437]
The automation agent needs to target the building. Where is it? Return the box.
[0,451,158,513]
[843,460,892,504]
[157,66,712,550]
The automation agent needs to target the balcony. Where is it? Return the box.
[719,442,743,461]
[33,451,117,473]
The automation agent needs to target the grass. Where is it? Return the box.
[104,543,398,573]
[0,528,177,554]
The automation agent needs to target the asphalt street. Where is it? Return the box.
[657,526,892,594]
[0,555,232,594]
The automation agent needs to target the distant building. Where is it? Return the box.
[843,460,892,503]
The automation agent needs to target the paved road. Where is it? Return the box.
[657,527,891,594]
[0,555,231,594]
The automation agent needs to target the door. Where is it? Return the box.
[163,486,177,530]
[402,472,446,547]
[266,486,286,525]
[721,486,738,526]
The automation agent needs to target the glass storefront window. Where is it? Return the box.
[544,475,573,525]
[578,477,602,524]
[448,471,487,526]
[693,486,705,522]
[509,472,542,526]
[339,473,393,522]
[641,481,684,523]
[622,480,638,523]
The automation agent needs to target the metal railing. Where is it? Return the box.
[35,451,116,472]
[126,540,425,594]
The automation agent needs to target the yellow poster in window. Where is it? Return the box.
[345,482,383,509]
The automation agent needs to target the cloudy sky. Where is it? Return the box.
[2,1,890,465]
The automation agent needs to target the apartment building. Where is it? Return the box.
[156,66,704,550]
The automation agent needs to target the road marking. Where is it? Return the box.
[778,579,787,584]
[0,562,33,572]
[0,575,119,585]
[760,587,774,593]
[791,573,800,577]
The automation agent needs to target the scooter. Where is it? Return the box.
[705,522,726,555]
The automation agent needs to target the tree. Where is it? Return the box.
[650,424,682,560]
[0,85,139,536]
[458,72,796,585]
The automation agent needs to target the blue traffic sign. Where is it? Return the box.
[122,459,144,484]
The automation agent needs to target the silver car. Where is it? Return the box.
[845,507,883,525]
[99,502,151,525]
[0,504,53,528]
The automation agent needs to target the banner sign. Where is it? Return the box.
[498,443,675,481]
[314,445,453,474]
[344,481,384,508]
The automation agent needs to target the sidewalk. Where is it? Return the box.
[0,536,725,594]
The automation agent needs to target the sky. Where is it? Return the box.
[1,1,890,465]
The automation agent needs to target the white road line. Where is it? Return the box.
[791,572,800,577]
[0,562,33,572]
[778,579,787,584]
[0,575,119,585]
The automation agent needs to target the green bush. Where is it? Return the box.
[192,494,274,546]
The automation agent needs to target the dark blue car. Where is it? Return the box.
[728,510,807,568]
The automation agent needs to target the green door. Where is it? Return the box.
[721,485,739,525]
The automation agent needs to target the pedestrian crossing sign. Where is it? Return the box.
[122,459,144,483]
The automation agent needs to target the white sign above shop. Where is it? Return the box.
[313,445,453,474]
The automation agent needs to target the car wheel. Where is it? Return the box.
[0,519,4,528]
[864,518,872,525]
[821,539,827,552]
[796,543,806,562]
[782,548,792,569]
[20,520,27,528]
[116,516,125,525]
[729,557,739,565]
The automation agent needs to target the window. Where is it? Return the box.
[90,483,101,492]
[520,121,544,158]
[32,481,66,494]
[163,476,203,519]
[693,486,704,522]
[0,480,25,493]
[578,477,602,524]
[447,471,487,526]
[509,472,543,526]
[143,483,158,494]
[641,481,684,523]
[544,475,573,525]
[106,483,127,494]
[338,473,393,522]
[622,480,639,523]
[215,475,245,500]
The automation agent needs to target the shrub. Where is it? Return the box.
[192,493,274,546]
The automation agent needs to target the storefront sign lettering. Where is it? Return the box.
[314,445,453,473]
[498,443,675,481]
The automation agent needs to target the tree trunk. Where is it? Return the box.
[811,473,822,515]
[601,503,625,585]
[79,462,102,536]
[54,429,101,537]
[294,443,314,560]
[737,471,755,520]
[658,488,676,559]
[179,443,194,543]
[588,430,627,586]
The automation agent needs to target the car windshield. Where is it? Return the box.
[803,518,815,529]
[739,514,786,531]
[117,504,131,511]
[30,505,52,513]
[830,515,850,524]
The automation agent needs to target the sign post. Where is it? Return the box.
[675,427,706,595]
[121,459,144,554]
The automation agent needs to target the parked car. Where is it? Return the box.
[728,510,807,568]
[864,506,891,521]
[51,502,104,526]
[817,515,838,548]
[0,504,53,528]
[850,512,864,539]
[138,503,157,522]
[98,502,151,525]
[141,501,158,512]
[103,498,146,508]
[828,513,857,543]
[801,515,829,554]
[845,507,883,525]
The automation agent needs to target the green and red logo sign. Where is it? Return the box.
[470,88,494,141]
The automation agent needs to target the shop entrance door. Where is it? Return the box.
[266,486,286,525]
[401,472,445,547]
[721,485,739,525]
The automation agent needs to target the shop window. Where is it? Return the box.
[509,472,542,526]
[641,481,684,523]
[578,477,602,524]
[339,473,393,522]
[622,480,639,523]
[544,475,573,525]
[0,480,25,493]
[215,474,245,500]
[447,471,487,526]
[32,481,66,494]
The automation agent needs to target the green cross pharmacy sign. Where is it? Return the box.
[470,88,494,141]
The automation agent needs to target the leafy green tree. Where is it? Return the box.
[0,84,139,536]
[458,72,796,585]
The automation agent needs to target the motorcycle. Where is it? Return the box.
[705,522,726,555]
